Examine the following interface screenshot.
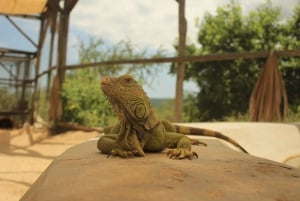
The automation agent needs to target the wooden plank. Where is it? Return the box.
[0,48,36,56]
[62,50,300,71]
[0,110,31,116]
[32,50,300,80]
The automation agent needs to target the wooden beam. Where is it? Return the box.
[0,82,34,87]
[0,110,31,116]
[0,62,18,80]
[0,78,27,82]
[32,50,300,81]
[0,48,36,56]
[0,14,41,20]
[6,16,38,48]
[62,50,300,71]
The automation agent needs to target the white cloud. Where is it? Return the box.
[71,0,178,51]
[70,0,231,51]
[70,0,298,54]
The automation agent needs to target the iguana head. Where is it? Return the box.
[101,74,154,124]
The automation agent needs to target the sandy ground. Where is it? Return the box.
[0,126,100,201]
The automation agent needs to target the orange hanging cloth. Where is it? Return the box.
[249,51,288,121]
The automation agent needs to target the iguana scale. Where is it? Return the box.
[97,74,248,159]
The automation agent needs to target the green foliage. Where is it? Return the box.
[61,37,164,126]
[244,0,283,50]
[152,98,175,121]
[61,69,115,127]
[281,4,300,112]
[223,110,300,123]
[284,4,300,49]
[177,0,300,121]
[282,67,300,113]
[284,108,300,122]
[182,92,200,122]
[153,94,198,123]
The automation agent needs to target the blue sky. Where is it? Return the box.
[1,0,298,98]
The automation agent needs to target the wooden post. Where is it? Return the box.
[29,17,45,124]
[21,57,30,105]
[15,62,20,101]
[52,0,70,127]
[174,0,187,122]
[46,15,56,102]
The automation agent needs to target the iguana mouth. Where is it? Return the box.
[101,76,114,99]
[101,76,111,87]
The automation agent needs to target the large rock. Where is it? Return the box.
[177,122,300,166]
[20,139,300,201]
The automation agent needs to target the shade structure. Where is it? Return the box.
[0,0,47,15]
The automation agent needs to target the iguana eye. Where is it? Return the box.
[125,77,132,83]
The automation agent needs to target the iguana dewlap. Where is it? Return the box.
[97,74,248,159]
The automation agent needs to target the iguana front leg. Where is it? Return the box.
[98,133,145,158]
[164,132,198,160]
[98,122,145,158]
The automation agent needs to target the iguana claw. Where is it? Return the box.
[190,139,207,146]
[107,148,144,158]
[167,149,198,160]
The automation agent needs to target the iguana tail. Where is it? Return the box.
[174,125,248,154]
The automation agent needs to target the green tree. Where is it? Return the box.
[283,3,300,50]
[61,37,164,126]
[153,99,175,121]
[281,4,300,113]
[180,0,299,121]
[61,69,114,126]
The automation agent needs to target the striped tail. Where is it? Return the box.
[174,125,248,154]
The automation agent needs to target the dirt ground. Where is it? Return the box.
[0,126,100,201]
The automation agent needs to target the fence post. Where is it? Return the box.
[174,0,187,122]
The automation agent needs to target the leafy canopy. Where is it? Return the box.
[180,0,300,121]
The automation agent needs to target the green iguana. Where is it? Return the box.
[97,74,248,159]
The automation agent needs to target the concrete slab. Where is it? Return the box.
[20,140,300,201]
[177,122,300,167]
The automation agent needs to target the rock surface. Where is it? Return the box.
[177,122,300,165]
[20,139,300,201]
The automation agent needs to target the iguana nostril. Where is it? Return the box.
[101,77,110,85]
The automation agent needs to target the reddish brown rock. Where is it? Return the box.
[20,139,300,201]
